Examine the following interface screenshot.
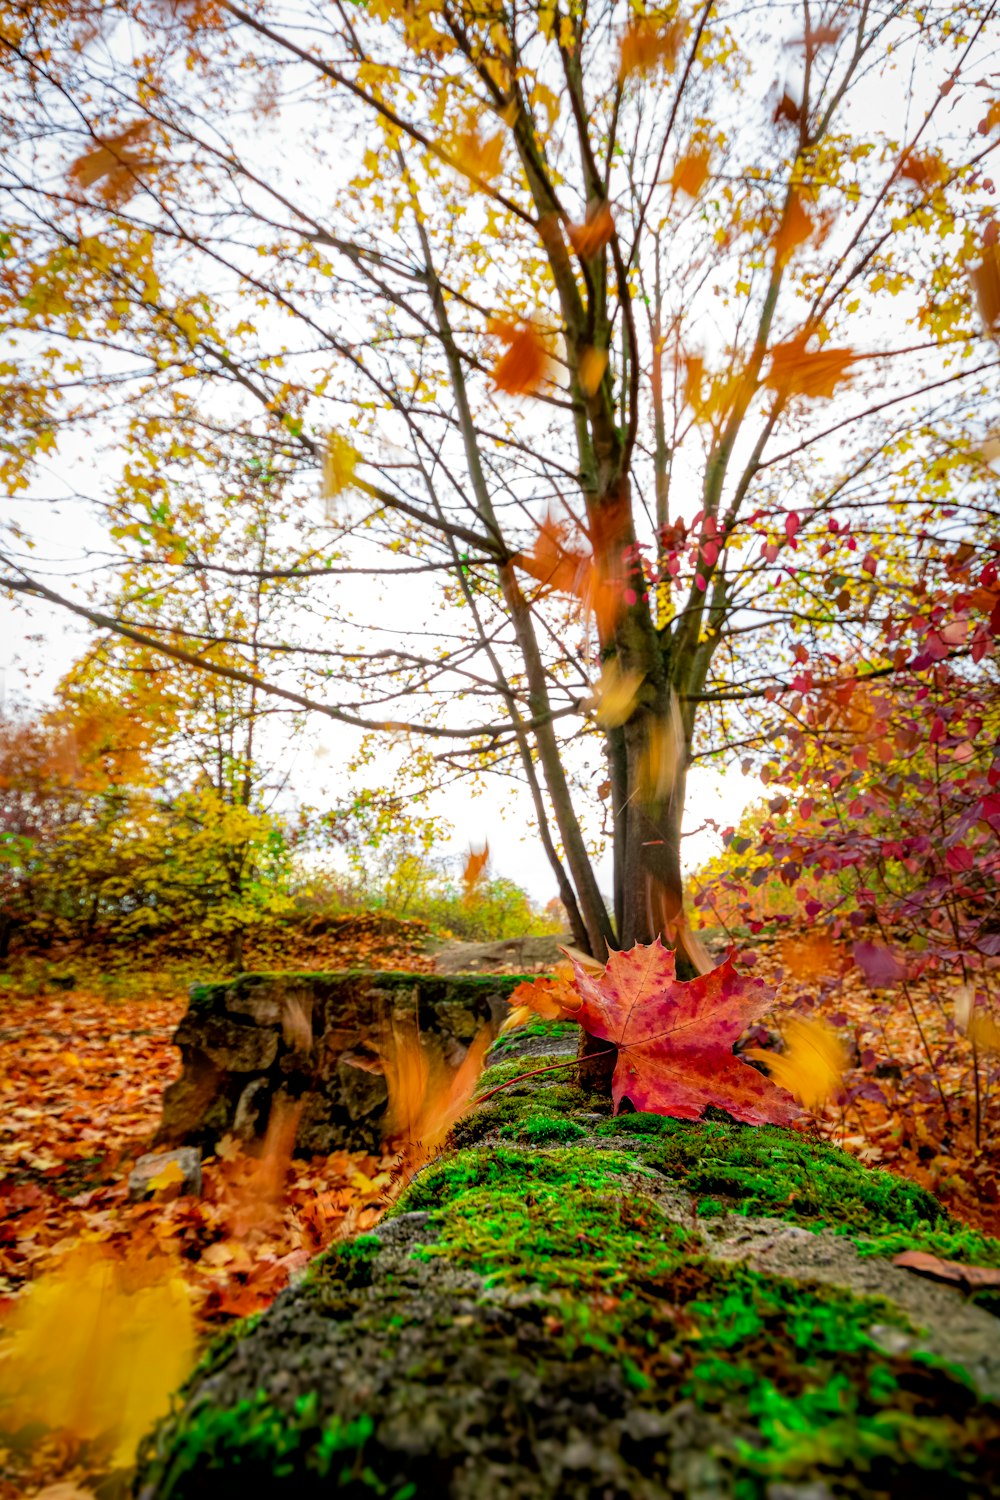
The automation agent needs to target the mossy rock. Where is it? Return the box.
[138,1036,1000,1498]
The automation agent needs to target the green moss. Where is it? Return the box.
[451,1053,602,1146]
[499,1112,587,1144]
[305,1234,384,1290]
[852,1224,1000,1270]
[146,1391,387,1497]
[600,1115,947,1235]
[486,1018,578,1059]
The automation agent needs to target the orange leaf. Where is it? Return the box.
[898,151,945,187]
[772,193,814,264]
[507,974,583,1022]
[463,841,490,894]
[515,512,591,596]
[490,322,551,396]
[566,201,614,259]
[970,243,1000,331]
[671,150,710,200]
[68,122,155,206]
[765,335,857,399]
[618,18,682,79]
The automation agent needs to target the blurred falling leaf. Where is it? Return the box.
[567,201,614,259]
[773,91,801,126]
[579,345,609,396]
[380,1014,491,1165]
[898,150,945,187]
[779,932,841,984]
[968,1010,1000,1054]
[765,335,857,400]
[953,983,975,1032]
[0,1245,194,1466]
[772,193,815,264]
[787,23,842,53]
[638,693,683,800]
[281,994,313,1053]
[746,1017,846,1111]
[322,431,359,505]
[853,939,906,989]
[516,512,590,595]
[970,243,1000,331]
[592,660,645,727]
[490,321,551,396]
[449,120,504,185]
[618,17,682,79]
[463,841,490,895]
[68,122,155,206]
[671,149,710,200]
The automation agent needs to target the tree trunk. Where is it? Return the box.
[613,714,690,957]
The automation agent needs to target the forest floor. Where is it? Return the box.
[0,916,998,1496]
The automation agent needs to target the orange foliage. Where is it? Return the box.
[671,150,710,200]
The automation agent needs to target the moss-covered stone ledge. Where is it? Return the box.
[157,971,527,1156]
[138,1024,1000,1498]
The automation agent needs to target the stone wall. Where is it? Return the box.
[156,970,526,1157]
[139,1017,1000,1498]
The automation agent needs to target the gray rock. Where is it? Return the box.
[128,1146,202,1201]
[232,1077,271,1139]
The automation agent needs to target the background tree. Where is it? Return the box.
[2,0,998,959]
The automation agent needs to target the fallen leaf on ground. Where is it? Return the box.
[892,1250,1000,1289]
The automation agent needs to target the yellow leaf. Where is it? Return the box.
[968,1011,1000,1054]
[746,1018,846,1111]
[148,1158,185,1195]
[579,346,609,396]
[322,431,359,503]
[592,660,645,727]
[0,1247,194,1467]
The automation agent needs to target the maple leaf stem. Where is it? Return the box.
[472,1045,616,1107]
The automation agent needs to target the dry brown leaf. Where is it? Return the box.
[893,1250,1000,1289]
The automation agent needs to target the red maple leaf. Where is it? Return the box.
[562,940,799,1124]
